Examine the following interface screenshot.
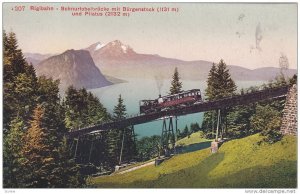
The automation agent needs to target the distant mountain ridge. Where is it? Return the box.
[24,52,53,66]
[83,40,297,80]
[35,49,112,91]
[25,40,297,84]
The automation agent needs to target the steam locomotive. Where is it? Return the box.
[139,89,203,114]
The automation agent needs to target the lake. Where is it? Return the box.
[89,78,265,139]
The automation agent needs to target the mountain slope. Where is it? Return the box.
[90,134,297,188]
[36,49,112,91]
[85,40,297,80]
[24,52,53,66]
[85,40,188,79]
[26,40,297,82]
[250,67,297,80]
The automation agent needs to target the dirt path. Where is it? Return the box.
[116,161,155,175]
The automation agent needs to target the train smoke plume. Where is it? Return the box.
[155,75,164,95]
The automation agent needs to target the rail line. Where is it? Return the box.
[67,86,289,138]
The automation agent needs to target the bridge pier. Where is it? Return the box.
[119,125,136,165]
[119,128,126,165]
[216,109,221,141]
[175,116,179,142]
[214,109,226,141]
[74,136,80,160]
[130,125,137,146]
[160,116,176,156]
[89,140,94,162]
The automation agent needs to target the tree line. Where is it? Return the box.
[159,60,295,145]
[202,59,296,143]
[4,31,84,187]
[3,31,137,188]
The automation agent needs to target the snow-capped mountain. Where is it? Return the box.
[86,40,136,61]
[84,40,190,79]
[84,40,296,81]
[26,40,297,83]
[95,42,106,51]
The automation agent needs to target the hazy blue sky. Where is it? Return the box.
[3,3,297,69]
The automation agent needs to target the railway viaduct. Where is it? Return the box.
[67,85,289,138]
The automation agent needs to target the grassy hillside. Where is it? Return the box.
[90,134,297,188]
[176,131,209,146]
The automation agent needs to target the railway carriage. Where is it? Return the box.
[139,89,202,114]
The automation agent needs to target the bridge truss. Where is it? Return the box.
[65,86,289,160]
[67,86,289,138]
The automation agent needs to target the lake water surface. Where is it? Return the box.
[89,78,265,138]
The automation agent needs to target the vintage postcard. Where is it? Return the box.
[2,1,297,191]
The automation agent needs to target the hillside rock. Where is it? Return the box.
[36,49,112,91]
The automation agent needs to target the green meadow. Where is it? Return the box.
[90,133,297,188]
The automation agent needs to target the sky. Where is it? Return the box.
[3,2,297,69]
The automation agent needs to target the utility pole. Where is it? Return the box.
[74,136,80,160]
[216,109,220,141]
[119,128,126,165]
[175,116,178,142]
[88,140,94,162]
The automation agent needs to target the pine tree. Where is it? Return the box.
[78,88,89,126]
[205,63,217,100]
[64,86,109,130]
[3,117,25,188]
[169,67,183,95]
[3,31,38,129]
[21,105,84,187]
[37,78,83,186]
[37,76,60,104]
[106,128,121,168]
[107,95,127,166]
[182,125,189,137]
[3,79,16,130]
[64,86,82,130]
[52,137,84,187]
[203,59,237,137]
[205,60,237,100]
[87,92,109,125]
[190,122,200,132]
[106,95,137,167]
[21,105,57,187]
[113,94,127,121]
[13,73,38,123]
[113,97,137,163]
[6,31,28,76]
[136,135,161,161]
[215,59,237,99]
[226,104,256,138]
[122,128,137,162]
[3,31,13,83]
[250,105,282,143]
[14,79,77,187]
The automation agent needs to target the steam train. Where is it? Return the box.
[139,89,203,114]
